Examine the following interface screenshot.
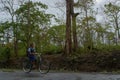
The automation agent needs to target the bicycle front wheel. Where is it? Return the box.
[22,58,32,73]
[38,56,50,74]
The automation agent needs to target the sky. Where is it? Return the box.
[0,0,113,24]
[39,0,111,23]
[37,0,108,22]
[0,0,64,23]
[40,0,119,24]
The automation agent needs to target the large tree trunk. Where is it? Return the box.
[65,0,72,55]
[115,17,120,45]
[71,0,79,52]
[14,38,18,57]
[72,14,78,52]
[12,15,18,57]
[27,0,31,48]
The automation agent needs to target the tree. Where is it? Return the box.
[76,0,96,52]
[0,0,20,57]
[104,2,120,45]
[0,22,11,44]
[65,0,72,55]
[48,25,65,47]
[71,0,79,52]
[15,1,53,50]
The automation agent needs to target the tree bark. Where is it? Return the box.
[71,0,79,52]
[27,0,31,48]
[65,0,72,55]
[72,14,79,52]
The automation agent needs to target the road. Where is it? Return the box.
[0,71,120,80]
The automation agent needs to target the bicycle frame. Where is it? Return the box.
[22,53,50,74]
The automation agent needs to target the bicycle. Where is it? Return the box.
[22,53,51,74]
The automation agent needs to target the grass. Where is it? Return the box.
[0,68,15,72]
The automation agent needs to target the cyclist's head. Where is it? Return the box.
[30,42,35,48]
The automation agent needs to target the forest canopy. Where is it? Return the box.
[0,0,120,59]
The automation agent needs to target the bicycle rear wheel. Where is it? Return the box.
[38,56,50,74]
[22,58,32,73]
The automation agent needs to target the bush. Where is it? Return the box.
[42,44,63,55]
[0,45,11,61]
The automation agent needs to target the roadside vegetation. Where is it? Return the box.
[0,0,120,72]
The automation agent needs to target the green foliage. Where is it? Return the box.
[17,43,26,57]
[104,2,120,16]
[34,25,65,54]
[0,45,11,61]
[1,0,120,59]
[15,1,53,25]
[103,45,120,51]
[47,25,65,44]
[0,22,9,32]
[14,1,54,49]
[42,44,63,55]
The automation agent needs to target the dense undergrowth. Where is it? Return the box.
[0,50,120,72]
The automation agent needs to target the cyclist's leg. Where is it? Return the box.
[30,56,36,68]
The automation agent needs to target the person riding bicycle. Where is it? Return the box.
[23,43,50,73]
[27,43,37,68]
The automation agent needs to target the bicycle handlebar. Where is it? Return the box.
[35,53,42,57]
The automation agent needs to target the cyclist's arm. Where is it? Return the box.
[28,48,34,55]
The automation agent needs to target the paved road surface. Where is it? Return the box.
[0,71,120,80]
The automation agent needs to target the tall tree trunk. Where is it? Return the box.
[115,17,120,44]
[71,0,79,52]
[84,7,93,52]
[115,29,118,45]
[65,0,72,55]
[84,7,89,52]
[12,15,18,57]
[14,37,18,57]
[27,0,31,48]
